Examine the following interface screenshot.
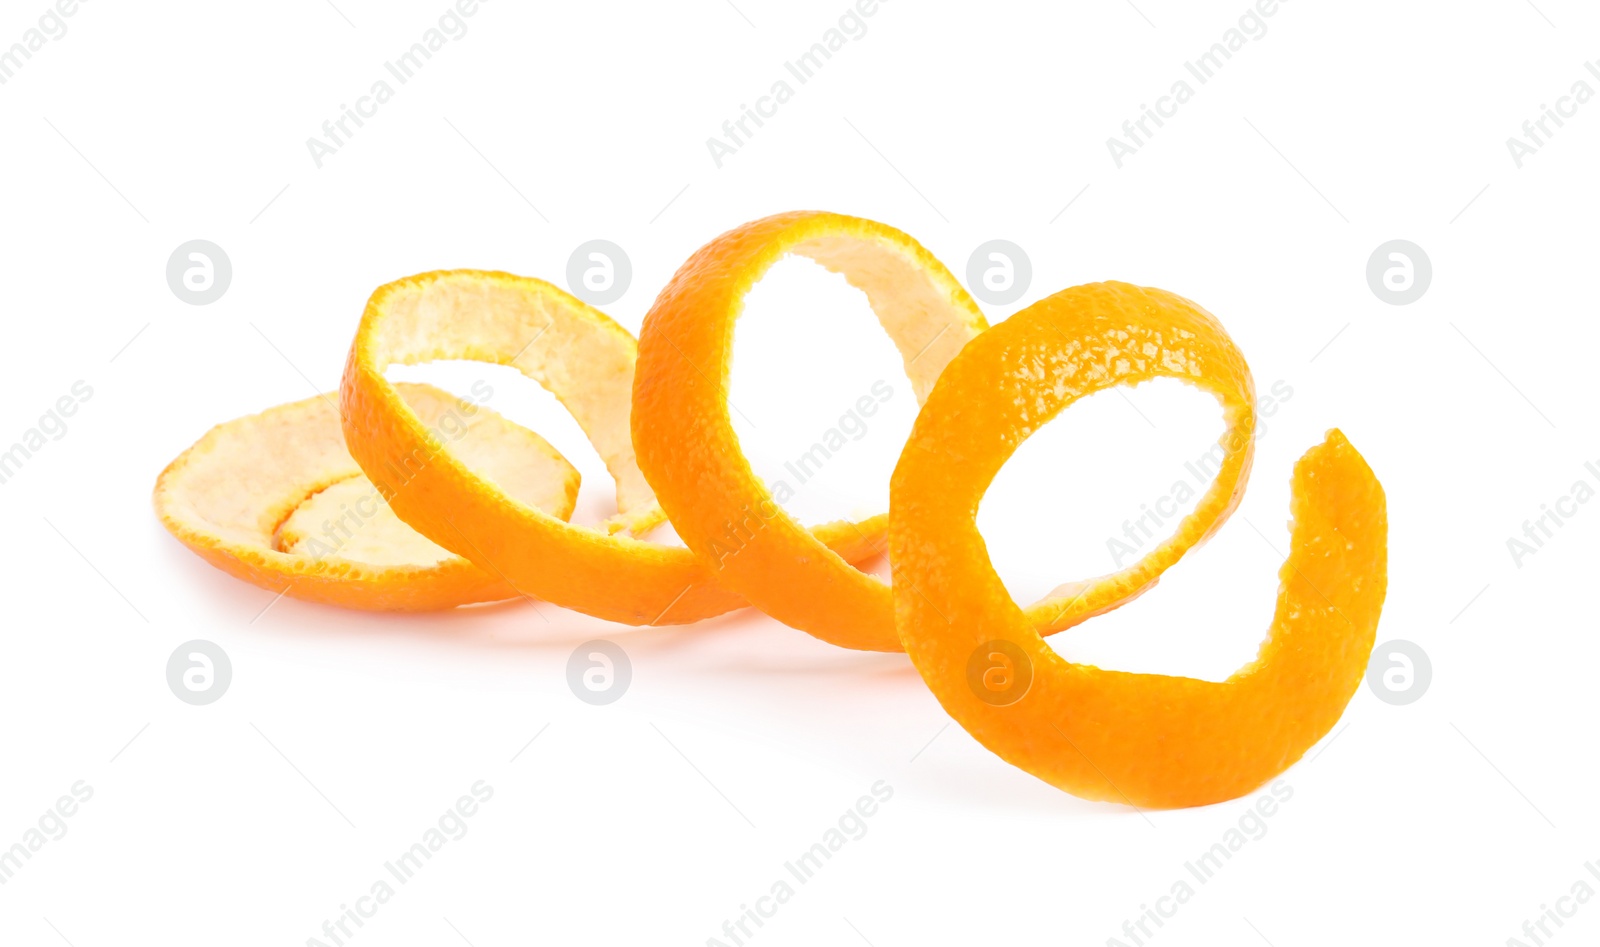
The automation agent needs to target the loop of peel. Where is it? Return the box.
[152,214,1388,810]
[337,269,885,625]
[631,211,1259,653]
[153,383,579,611]
[889,281,1388,808]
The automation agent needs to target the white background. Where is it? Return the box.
[2,0,1597,944]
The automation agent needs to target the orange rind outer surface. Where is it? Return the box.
[634,218,1256,652]
[890,282,1387,808]
[153,383,577,611]
[339,269,883,626]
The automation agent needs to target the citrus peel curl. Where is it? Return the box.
[153,383,577,611]
[152,216,1388,812]
[632,211,1258,652]
[338,269,884,625]
[889,281,1388,808]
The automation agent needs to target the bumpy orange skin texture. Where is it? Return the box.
[340,269,882,626]
[156,217,1387,811]
[633,213,1257,653]
[891,282,1388,809]
[154,384,577,611]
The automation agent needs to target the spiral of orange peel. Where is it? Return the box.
[631,211,1258,652]
[154,216,1387,810]
[337,269,885,624]
[889,281,1387,808]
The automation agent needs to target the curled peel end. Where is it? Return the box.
[154,383,578,611]
[891,285,1387,809]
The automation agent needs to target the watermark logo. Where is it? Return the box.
[1105,380,1293,569]
[705,0,888,168]
[1506,460,1599,568]
[166,240,232,305]
[965,240,1031,306]
[1365,240,1430,305]
[966,640,1033,706]
[305,0,489,168]
[1506,61,1600,169]
[0,380,93,487]
[166,639,232,706]
[0,781,94,887]
[306,781,494,946]
[565,240,632,306]
[299,381,493,563]
[1505,862,1600,947]
[0,0,87,88]
[1106,0,1289,168]
[1365,639,1430,706]
[1107,780,1293,946]
[706,781,894,946]
[705,380,896,566]
[567,639,631,705]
